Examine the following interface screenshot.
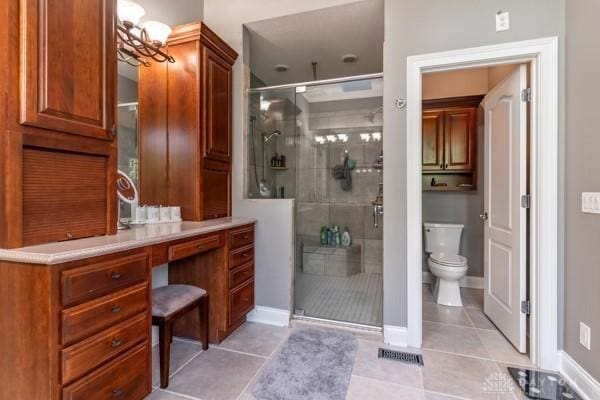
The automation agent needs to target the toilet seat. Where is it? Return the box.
[430,252,467,267]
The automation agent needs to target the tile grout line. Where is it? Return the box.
[155,388,205,400]
[168,349,205,379]
[350,372,425,393]
[172,336,270,359]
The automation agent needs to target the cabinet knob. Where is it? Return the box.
[111,305,122,313]
[112,388,123,397]
[244,235,249,240]
[66,232,73,240]
[111,338,123,348]
[111,273,122,280]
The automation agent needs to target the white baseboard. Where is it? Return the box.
[558,351,600,400]
[246,306,290,327]
[422,271,484,289]
[383,325,408,348]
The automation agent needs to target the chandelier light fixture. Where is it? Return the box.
[117,0,175,67]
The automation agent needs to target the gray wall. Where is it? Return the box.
[564,0,600,381]
[383,0,565,327]
[118,75,138,104]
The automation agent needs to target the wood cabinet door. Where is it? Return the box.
[444,108,476,171]
[20,0,116,140]
[422,110,445,171]
[202,46,232,163]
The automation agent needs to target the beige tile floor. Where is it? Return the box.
[145,285,539,400]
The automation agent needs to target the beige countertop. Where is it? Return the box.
[0,217,256,265]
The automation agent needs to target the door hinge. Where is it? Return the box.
[521,300,531,316]
[521,88,532,102]
[521,194,531,209]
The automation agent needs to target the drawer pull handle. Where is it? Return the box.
[243,235,249,239]
[111,306,122,314]
[242,253,249,257]
[111,338,123,347]
[112,388,123,397]
[111,273,122,280]
[243,297,249,302]
[66,233,73,239]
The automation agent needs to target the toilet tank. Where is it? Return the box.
[423,222,464,254]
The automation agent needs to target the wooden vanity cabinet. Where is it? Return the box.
[0,0,118,248]
[0,249,152,400]
[139,22,237,221]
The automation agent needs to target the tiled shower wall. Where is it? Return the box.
[294,97,384,275]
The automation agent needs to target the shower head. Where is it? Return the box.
[263,130,282,142]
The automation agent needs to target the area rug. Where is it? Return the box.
[252,328,358,400]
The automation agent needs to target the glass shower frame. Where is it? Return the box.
[247,73,384,328]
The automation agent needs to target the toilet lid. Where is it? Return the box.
[430,252,467,267]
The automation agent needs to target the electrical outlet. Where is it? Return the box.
[496,11,510,32]
[582,192,600,214]
[580,322,591,350]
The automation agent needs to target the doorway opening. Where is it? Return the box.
[406,37,559,370]
[420,63,533,365]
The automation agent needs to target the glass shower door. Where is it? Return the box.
[293,77,384,326]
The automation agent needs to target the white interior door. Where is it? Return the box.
[482,64,528,353]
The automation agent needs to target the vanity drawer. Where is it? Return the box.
[61,283,148,345]
[62,342,150,400]
[168,234,222,262]
[61,252,149,306]
[229,279,254,325]
[229,261,254,288]
[61,313,148,384]
[229,244,254,269]
[229,226,254,250]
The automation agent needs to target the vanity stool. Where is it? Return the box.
[152,284,209,388]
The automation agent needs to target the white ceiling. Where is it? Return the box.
[118,0,204,81]
[246,0,384,87]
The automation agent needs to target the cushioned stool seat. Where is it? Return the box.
[152,284,207,317]
[152,284,209,389]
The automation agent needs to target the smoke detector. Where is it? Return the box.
[341,54,359,63]
[273,64,289,72]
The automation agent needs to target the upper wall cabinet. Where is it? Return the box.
[422,96,482,191]
[20,0,116,140]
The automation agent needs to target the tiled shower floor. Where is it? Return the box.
[294,272,383,326]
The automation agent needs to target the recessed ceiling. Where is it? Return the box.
[246,0,383,87]
[117,0,204,81]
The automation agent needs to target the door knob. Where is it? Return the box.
[479,212,488,220]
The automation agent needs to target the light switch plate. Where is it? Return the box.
[496,11,510,32]
[581,192,600,214]
[580,322,591,350]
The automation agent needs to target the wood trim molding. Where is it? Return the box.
[167,22,238,64]
[422,95,485,110]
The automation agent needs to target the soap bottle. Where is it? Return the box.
[342,227,352,247]
[327,227,333,245]
[333,225,341,246]
[320,226,328,245]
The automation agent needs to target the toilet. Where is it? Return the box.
[424,222,468,307]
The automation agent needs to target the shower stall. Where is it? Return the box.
[247,74,384,327]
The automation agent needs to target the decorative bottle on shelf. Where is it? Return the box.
[341,227,352,247]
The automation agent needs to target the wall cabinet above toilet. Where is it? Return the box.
[422,95,483,191]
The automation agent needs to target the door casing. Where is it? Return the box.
[405,37,559,370]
